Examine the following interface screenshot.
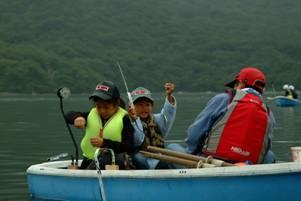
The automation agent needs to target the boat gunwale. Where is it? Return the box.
[268,96,300,101]
[27,160,301,179]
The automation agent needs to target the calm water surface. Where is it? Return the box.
[0,92,301,201]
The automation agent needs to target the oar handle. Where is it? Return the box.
[146,146,233,167]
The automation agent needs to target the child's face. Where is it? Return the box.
[134,99,153,119]
[95,101,118,120]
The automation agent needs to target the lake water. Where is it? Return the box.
[0,92,301,201]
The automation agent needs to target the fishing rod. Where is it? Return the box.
[47,153,69,161]
[57,87,79,167]
[116,62,134,108]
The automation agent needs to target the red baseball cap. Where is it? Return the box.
[225,67,266,91]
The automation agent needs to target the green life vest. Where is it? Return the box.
[81,107,127,159]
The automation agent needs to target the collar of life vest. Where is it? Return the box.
[241,88,262,98]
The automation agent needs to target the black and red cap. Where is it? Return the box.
[89,80,120,101]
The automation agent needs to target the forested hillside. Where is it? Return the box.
[0,0,301,93]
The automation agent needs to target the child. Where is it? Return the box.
[65,80,135,169]
[128,83,176,169]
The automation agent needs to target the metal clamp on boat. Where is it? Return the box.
[94,148,119,171]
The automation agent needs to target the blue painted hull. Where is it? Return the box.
[270,96,300,107]
[27,161,301,201]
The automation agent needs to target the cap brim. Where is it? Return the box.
[133,95,154,104]
[89,92,112,100]
[224,80,236,88]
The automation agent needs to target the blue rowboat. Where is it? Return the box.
[268,96,301,107]
[27,160,301,201]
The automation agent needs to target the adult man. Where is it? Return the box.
[185,67,275,164]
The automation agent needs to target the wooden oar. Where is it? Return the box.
[139,151,215,168]
[140,151,197,168]
[146,146,233,167]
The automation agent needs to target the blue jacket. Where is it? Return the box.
[132,96,177,169]
[185,88,276,163]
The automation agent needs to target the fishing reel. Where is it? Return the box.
[57,87,71,99]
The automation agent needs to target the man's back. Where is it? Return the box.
[203,89,270,164]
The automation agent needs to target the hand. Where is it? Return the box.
[128,105,137,120]
[90,128,103,147]
[74,117,86,129]
[165,82,175,96]
[90,137,103,147]
[165,83,175,105]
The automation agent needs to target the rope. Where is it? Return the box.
[196,160,203,168]
[205,155,213,164]
[94,148,107,201]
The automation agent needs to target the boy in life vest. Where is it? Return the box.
[179,67,276,164]
[128,83,177,169]
[65,80,135,169]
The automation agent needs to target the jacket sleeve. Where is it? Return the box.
[185,93,229,154]
[267,111,276,140]
[153,96,177,139]
[264,111,276,164]
[102,115,135,154]
[132,118,145,147]
[64,111,89,124]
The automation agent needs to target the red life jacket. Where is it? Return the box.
[202,90,270,164]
